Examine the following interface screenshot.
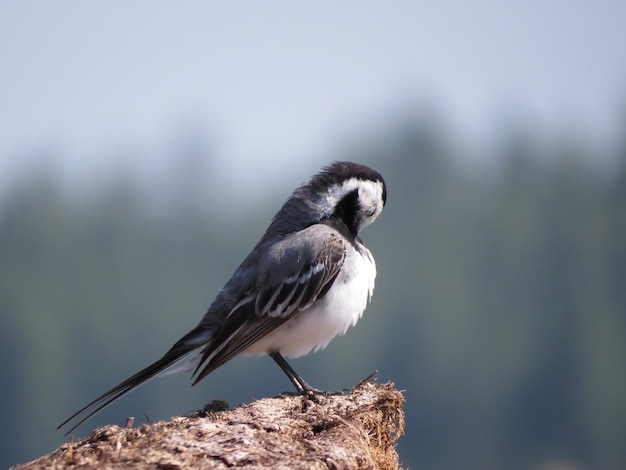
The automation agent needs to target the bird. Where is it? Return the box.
[58,161,387,434]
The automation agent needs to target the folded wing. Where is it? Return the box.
[191,225,346,383]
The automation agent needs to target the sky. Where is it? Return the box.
[1,1,626,198]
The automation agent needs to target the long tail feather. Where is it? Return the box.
[57,348,196,435]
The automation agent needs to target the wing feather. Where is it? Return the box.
[191,227,346,384]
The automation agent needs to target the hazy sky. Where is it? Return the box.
[1,1,625,193]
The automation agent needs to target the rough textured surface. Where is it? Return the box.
[15,382,404,469]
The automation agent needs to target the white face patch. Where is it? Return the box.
[324,177,385,232]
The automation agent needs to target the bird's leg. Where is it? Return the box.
[269,351,323,395]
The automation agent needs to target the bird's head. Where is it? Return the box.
[298,161,387,236]
[264,161,386,239]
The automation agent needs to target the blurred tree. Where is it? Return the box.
[1,115,625,470]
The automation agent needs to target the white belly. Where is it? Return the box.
[245,245,376,358]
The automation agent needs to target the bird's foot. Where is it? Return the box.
[276,385,342,399]
[276,386,325,398]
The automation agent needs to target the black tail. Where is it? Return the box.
[57,346,197,435]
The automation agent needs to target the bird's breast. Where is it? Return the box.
[245,243,376,358]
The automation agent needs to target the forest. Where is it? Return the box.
[1,114,625,470]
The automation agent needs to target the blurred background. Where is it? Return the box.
[1,2,625,469]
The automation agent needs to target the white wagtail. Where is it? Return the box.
[58,161,387,434]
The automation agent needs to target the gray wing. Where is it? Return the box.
[191,224,346,384]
